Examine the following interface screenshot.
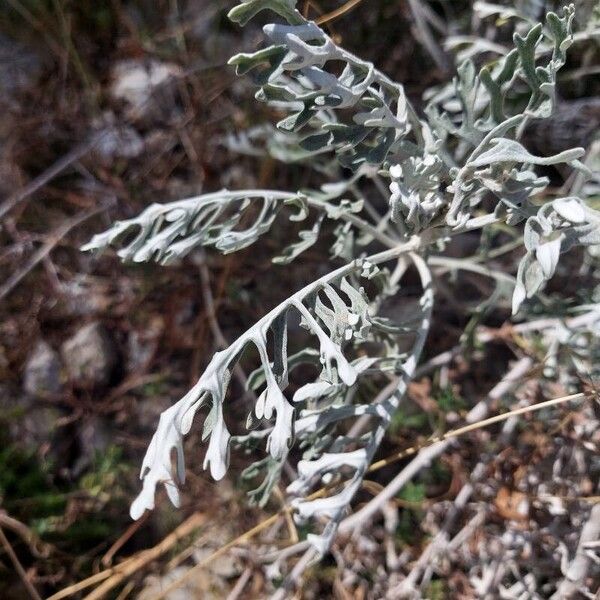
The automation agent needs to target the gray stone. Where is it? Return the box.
[126,317,163,373]
[110,59,182,122]
[23,340,62,397]
[133,396,171,431]
[71,416,110,477]
[95,124,144,162]
[60,274,113,317]
[0,384,62,450]
[61,322,117,387]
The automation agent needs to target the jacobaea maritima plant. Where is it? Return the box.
[83,0,599,566]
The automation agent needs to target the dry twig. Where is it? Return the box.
[48,512,206,600]
[0,133,103,220]
[0,200,114,302]
[0,523,42,600]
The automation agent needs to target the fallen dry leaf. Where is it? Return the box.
[495,486,530,522]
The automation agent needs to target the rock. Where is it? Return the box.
[110,59,182,121]
[94,124,144,163]
[194,546,240,579]
[126,317,163,373]
[526,98,600,155]
[131,395,171,431]
[61,322,117,387]
[192,523,240,579]
[20,403,63,452]
[126,331,152,373]
[0,147,24,197]
[23,340,62,397]
[71,416,110,478]
[58,274,114,318]
[0,383,63,451]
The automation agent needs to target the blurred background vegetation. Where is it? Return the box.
[0,1,598,598]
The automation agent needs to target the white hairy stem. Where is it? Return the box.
[428,255,517,286]
[551,504,600,599]
[272,253,434,598]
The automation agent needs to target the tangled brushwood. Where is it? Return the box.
[83,0,599,583]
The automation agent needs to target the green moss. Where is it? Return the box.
[79,445,129,498]
[390,407,429,435]
[395,509,421,546]
[0,429,132,559]
[141,379,168,398]
[398,481,426,505]
[435,386,466,413]
[422,459,452,489]
[0,445,56,513]
[425,580,448,599]
[395,482,426,545]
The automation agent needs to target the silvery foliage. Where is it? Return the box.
[424,5,586,227]
[81,185,368,266]
[122,256,401,522]
[512,197,600,313]
[428,1,599,312]
[447,1,600,64]
[227,1,424,171]
[540,309,600,388]
[83,0,599,556]
[82,190,296,263]
[220,124,337,169]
